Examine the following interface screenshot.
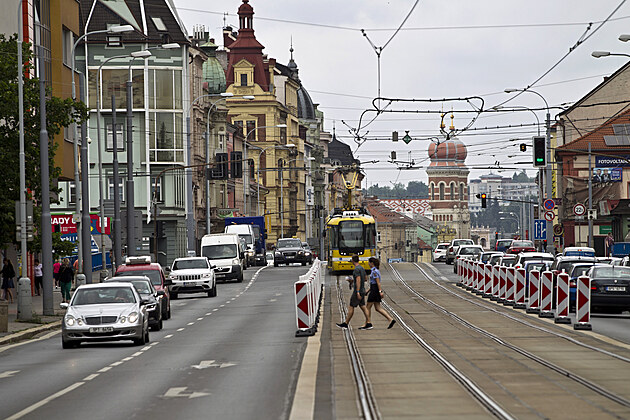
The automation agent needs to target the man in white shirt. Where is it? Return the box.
[34,259,43,296]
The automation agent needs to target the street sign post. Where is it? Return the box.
[534,219,546,240]
[544,211,555,222]
[543,199,555,211]
[573,203,586,217]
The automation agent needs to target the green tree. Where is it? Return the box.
[0,35,87,249]
[364,180,429,198]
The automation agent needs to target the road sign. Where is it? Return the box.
[402,131,412,144]
[534,219,547,240]
[587,209,597,220]
[553,224,564,236]
[543,199,555,211]
[544,211,555,222]
[573,203,586,217]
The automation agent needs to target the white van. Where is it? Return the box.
[200,233,245,282]
[225,224,256,267]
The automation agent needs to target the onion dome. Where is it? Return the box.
[201,39,227,94]
[428,137,467,166]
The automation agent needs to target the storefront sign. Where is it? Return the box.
[595,156,630,168]
[599,225,612,235]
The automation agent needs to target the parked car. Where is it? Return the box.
[597,257,623,265]
[433,242,450,262]
[585,265,630,313]
[551,256,597,275]
[168,257,217,299]
[563,247,596,258]
[498,254,518,267]
[480,251,503,264]
[495,239,514,253]
[201,233,246,282]
[274,238,310,266]
[115,256,172,320]
[301,242,314,264]
[445,239,474,265]
[453,245,484,273]
[507,240,536,254]
[514,252,555,268]
[488,253,504,266]
[105,276,163,331]
[60,283,150,348]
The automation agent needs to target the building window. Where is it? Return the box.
[151,16,167,31]
[430,183,435,200]
[62,28,73,67]
[377,231,381,243]
[152,176,164,203]
[149,112,184,163]
[246,120,256,141]
[450,182,456,201]
[218,133,225,150]
[106,123,124,152]
[459,183,464,201]
[149,69,182,109]
[439,183,445,200]
[108,178,124,202]
[68,182,76,204]
[106,36,122,47]
[234,121,244,138]
[240,73,248,86]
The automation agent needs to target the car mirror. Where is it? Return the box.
[163,279,173,286]
[210,265,217,270]
[164,267,171,274]
[156,290,166,296]
[140,298,151,305]
[60,302,69,309]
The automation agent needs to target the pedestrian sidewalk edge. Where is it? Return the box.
[0,321,61,346]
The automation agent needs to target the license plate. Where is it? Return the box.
[606,286,626,292]
[184,282,196,287]
[286,256,294,259]
[89,327,114,333]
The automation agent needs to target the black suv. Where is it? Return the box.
[274,238,310,266]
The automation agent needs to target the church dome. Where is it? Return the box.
[201,39,227,94]
[428,137,467,166]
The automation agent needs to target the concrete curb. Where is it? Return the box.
[0,321,62,346]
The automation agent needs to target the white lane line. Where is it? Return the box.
[177,328,185,332]
[132,352,143,357]
[197,317,203,321]
[0,330,60,354]
[83,374,99,381]
[97,367,112,373]
[164,334,173,339]
[212,309,218,312]
[220,304,225,308]
[122,357,134,361]
[6,381,85,420]
[150,342,159,346]
[110,361,123,367]
[141,346,151,351]
[205,313,212,316]
[187,322,195,326]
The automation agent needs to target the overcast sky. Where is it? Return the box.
[173,0,630,188]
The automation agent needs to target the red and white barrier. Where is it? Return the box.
[504,267,515,306]
[574,276,592,330]
[491,265,500,301]
[457,258,463,282]
[514,267,526,309]
[499,266,507,303]
[555,272,571,324]
[475,262,484,294]
[527,270,540,314]
[294,259,324,336]
[483,264,492,297]
[465,260,473,289]
[538,270,554,318]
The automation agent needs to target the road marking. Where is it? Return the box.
[97,367,111,373]
[275,293,282,296]
[205,312,212,316]
[197,317,203,321]
[132,352,143,357]
[6,381,84,420]
[269,299,277,302]
[110,361,123,367]
[187,322,194,326]
[220,304,225,308]
[142,346,151,351]
[212,308,218,312]
[164,334,173,339]
[163,387,210,399]
[0,330,59,354]
[83,374,99,381]
[177,328,185,332]
[0,370,20,379]
[122,357,134,361]
[191,360,238,369]
[150,342,158,346]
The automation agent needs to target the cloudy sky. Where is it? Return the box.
[173,0,630,188]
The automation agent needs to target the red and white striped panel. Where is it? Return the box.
[575,276,592,325]
[295,281,312,330]
[484,264,492,296]
[514,268,526,307]
[505,267,515,304]
[499,266,507,301]
[527,270,540,311]
[476,262,484,292]
[492,265,500,298]
[539,271,553,315]
[555,272,570,319]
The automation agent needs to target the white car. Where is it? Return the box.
[168,257,217,299]
[433,243,449,262]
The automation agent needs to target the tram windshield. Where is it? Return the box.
[339,221,364,249]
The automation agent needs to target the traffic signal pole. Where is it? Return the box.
[545,110,553,253]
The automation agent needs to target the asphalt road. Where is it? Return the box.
[432,261,630,345]
[0,263,312,420]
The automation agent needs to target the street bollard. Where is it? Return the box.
[514,267,527,309]
[574,276,592,330]
[498,266,507,303]
[538,271,555,318]
[483,264,492,298]
[0,300,8,332]
[76,273,86,287]
[504,267,515,306]
[555,272,571,324]
[526,270,541,314]
[17,277,32,321]
[491,265,500,301]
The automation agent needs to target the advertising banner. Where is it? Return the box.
[51,214,111,235]
[591,167,622,184]
[595,156,630,167]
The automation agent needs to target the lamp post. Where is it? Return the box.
[279,156,312,238]
[499,212,520,237]
[256,143,296,217]
[504,88,551,252]
[242,124,287,216]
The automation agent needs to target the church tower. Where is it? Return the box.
[426,116,470,240]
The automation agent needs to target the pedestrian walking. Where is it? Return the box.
[605,233,615,257]
[53,258,61,289]
[336,255,371,329]
[1,258,16,303]
[366,258,396,329]
[34,258,43,296]
[58,258,74,303]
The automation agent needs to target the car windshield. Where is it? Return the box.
[454,240,473,246]
[571,265,594,278]
[437,244,448,250]
[556,261,577,273]
[72,287,136,305]
[116,269,161,286]
[337,221,364,249]
[460,247,482,255]
[526,263,547,273]
[489,255,503,264]
[239,234,253,245]
[277,239,302,248]
[592,266,630,278]
[512,241,533,247]
[202,244,238,260]
[172,259,209,270]
[497,240,512,247]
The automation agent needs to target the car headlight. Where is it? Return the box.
[298,251,304,255]
[233,259,240,265]
[127,312,139,324]
[119,316,127,324]
[65,315,75,326]
[169,274,177,280]
[202,272,211,278]
[275,252,281,256]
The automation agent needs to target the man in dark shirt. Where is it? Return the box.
[336,255,371,329]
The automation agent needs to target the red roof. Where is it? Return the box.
[557,108,630,153]
[366,200,416,224]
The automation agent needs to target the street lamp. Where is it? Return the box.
[591,50,630,58]
[499,212,520,236]
[255,143,295,217]
[243,124,287,216]
[491,105,541,135]
[504,87,552,253]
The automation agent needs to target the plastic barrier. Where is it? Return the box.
[457,258,463,285]
[483,264,492,297]
[465,260,474,290]
[294,259,324,337]
[504,267,515,306]
[574,276,592,330]
[498,266,507,303]
[527,270,540,314]
[555,272,571,324]
[538,271,554,318]
[475,262,484,294]
[491,265,500,301]
[514,267,526,309]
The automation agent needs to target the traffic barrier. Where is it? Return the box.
[526,270,540,314]
[463,259,470,287]
[538,271,554,318]
[555,272,571,324]
[497,266,507,303]
[504,267,515,306]
[483,264,492,297]
[465,260,474,290]
[574,276,592,330]
[491,265,500,301]
[475,262,484,295]
[457,258,463,285]
[294,259,324,337]
[514,267,526,309]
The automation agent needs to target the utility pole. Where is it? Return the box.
[80,75,91,284]
[126,76,135,256]
[545,109,553,253]
[112,96,122,270]
[588,142,593,248]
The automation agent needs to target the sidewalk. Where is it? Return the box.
[0,289,65,343]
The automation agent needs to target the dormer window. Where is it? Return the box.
[240,73,248,86]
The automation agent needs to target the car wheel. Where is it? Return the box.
[210,284,217,297]
[237,273,244,283]
[62,339,76,349]
[301,262,306,266]
[134,330,146,346]
[165,304,171,320]
[171,292,178,300]
[274,262,278,267]
[145,328,150,343]
[157,318,163,331]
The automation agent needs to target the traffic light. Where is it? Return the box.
[520,143,527,152]
[390,151,397,160]
[211,153,229,179]
[392,131,398,142]
[481,193,487,208]
[230,152,242,178]
[532,136,546,167]
[248,159,255,178]
[495,231,499,240]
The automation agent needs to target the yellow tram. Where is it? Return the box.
[326,209,376,273]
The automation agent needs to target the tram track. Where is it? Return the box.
[387,263,630,412]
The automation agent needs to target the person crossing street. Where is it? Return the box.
[336,255,371,330]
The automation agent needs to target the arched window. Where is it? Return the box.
[459,183,464,201]
[450,182,456,200]
[439,183,445,200]
[430,182,435,200]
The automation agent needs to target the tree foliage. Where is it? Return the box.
[0,34,87,249]
[364,181,429,199]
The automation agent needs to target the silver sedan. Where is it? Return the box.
[60,282,150,349]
